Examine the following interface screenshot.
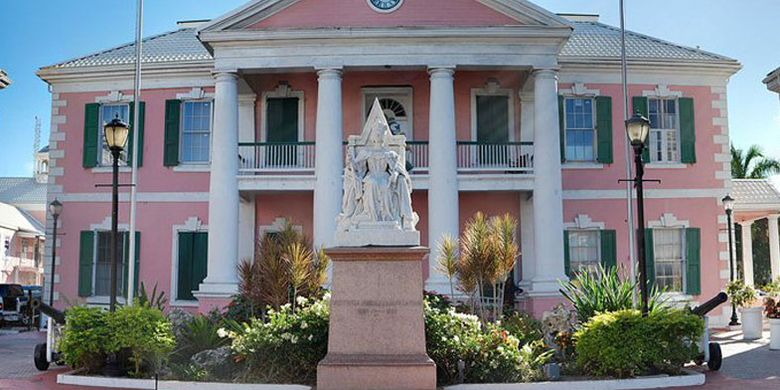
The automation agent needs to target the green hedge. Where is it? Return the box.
[575,309,704,378]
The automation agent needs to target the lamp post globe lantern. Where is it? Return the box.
[48,199,62,307]
[104,115,130,312]
[625,111,652,316]
[722,194,740,326]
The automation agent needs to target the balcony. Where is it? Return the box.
[238,141,533,175]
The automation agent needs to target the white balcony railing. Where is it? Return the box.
[238,141,533,174]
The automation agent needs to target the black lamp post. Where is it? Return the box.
[626,111,652,316]
[103,116,129,312]
[722,194,740,326]
[48,199,63,306]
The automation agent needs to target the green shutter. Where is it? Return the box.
[595,96,613,164]
[121,232,141,298]
[632,97,650,163]
[192,232,209,295]
[82,104,101,168]
[164,100,182,167]
[177,232,194,301]
[78,231,95,297]
[685,228,701,295]
[558,95,566,162]
[127,102,145,167]
[563,230,571,277]
[644,229,655,289]
[679,97,696,164]
[600,230,617,269]
[475,96,509,143]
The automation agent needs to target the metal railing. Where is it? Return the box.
[237,141,534,174]
[238,142,316,173]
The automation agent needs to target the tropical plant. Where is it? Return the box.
[237,222,330,313]
[136,282,167,311]
[518,339,555,382]
[726,279,758,308]
[575,309,704,378]
[765,297,780,319]
[560,264,667,323]
[501,311,544,347]
[731,144,780,179]
[170,315,231,364]
[436,234,459,298]
[438,212,520,322]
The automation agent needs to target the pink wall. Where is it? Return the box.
[560,83,725,191]
[248,0,520,30]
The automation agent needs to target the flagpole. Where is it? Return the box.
[127,0,144,305]
[620,0,638,306]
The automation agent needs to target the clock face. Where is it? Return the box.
[367,0,404,13]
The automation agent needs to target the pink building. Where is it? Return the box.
[37,0,741,325]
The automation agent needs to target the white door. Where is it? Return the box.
[363,87,414,140]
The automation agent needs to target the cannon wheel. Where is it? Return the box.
[34,343,49,371]
[707,342,722,371]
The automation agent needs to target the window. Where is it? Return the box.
[180,101,213,163]
[564,98,596,161]
[653,228,685,292]
[568,230,601,275]
[93,231,126,297]
[648,98,679,163]
[99,104,130,166]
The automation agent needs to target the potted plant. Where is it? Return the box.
[726,280,762,340]
[765,297,780,350]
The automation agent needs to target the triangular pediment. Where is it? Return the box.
[200,0,570,32]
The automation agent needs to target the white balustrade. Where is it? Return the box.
[238,142,316,173]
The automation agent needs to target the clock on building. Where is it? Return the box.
[367,0,404,13]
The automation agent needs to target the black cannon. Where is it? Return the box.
[691,292,728,371]
[31,299,66,371]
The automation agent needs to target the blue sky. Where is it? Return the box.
[0,0,778,179]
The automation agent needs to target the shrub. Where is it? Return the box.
[59,306,110,373]
[171,315,229,364]
[107,305,176,378]
[575,309,704,378]
[560,264,667,323]
[227,295,330,385]
[501,312,543,347]
[726,279,758,308]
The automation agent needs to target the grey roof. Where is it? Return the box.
[0,178,47,205]
[42,20,736,70]
[0,202,44,235]
[45,28,212,69]
[0,69,10,89]
[560,21,736,63]
[38,145,50,154]
[732,179,780,207]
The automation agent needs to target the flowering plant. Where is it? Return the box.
[726,280,759,308]
[765,297,780,319]
[221,294,330,385]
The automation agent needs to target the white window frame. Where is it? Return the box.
[648,97,681,164]
[178,99,214,165]
[568,229,602,275]
[170,217,208,307]
[260,83,305,143]
[652,228,687,293]
[90,230,128,300]
[98,103,131,167]
[470,81,515,143]
[562,96,597,162]
[362,87,414,140]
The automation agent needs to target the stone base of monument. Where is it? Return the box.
[317,247,436,390]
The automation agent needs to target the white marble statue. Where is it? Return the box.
[335,99,420,247]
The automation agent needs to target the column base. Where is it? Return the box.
[516,291,567,318]
[528,275,568,295]
[194,282,238,314]
[425,276,454,296]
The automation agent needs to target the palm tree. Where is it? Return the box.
[731,144,780,179]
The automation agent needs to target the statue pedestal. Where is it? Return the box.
[317,247,436,390]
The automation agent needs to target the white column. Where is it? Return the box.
[426,67,459,294]
[740,221,755,286]
[199,72,240,297]
[518,194,535,289]
[530,68,567,294]
[768,215,780,281]
[238,92,256,264]
[313,68,344,248]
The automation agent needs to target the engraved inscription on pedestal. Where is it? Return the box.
[335,98,420,247]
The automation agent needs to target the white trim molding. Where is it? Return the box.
[90,217,129,231]
[470,79,516,142]
[564,214,606,230]
[257,217,302,240]
[260,82,305,142]
[648,213,690,229]
[642,84,683,98]
[361,86,414,140]
[170,217,208,307]
[176,87,215,100]
[95,90,134,104]
[559,82,600,97]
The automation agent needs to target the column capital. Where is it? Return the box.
[532,67,560,79]
[768,215,780,222]
[428,66,456,78]
[213,71,239,82]
[316,67,343,79]
[740,220,754,227]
